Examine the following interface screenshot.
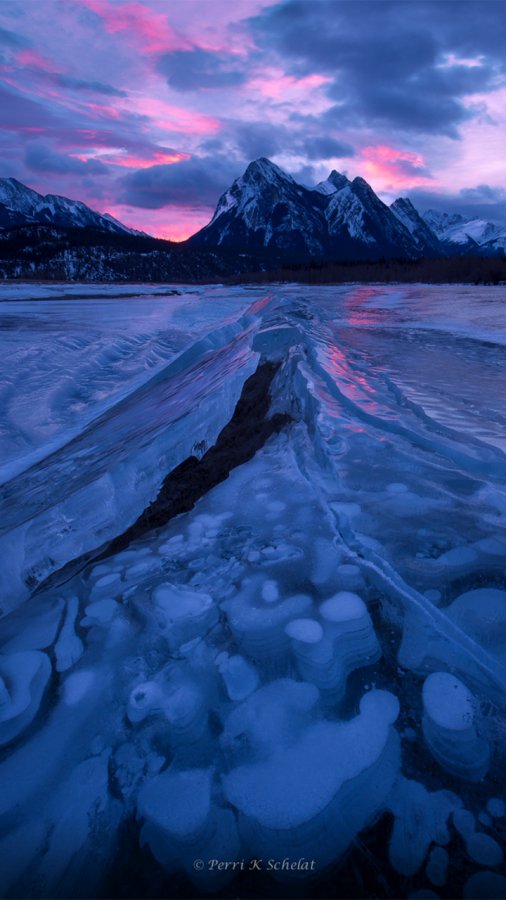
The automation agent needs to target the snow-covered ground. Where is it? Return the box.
[0,282,506,898]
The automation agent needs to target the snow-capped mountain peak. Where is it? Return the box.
[0,177,134,236]
[191,157,329,258]
[422,209,466,238]
[390,198,441,254]
[243,157,295,185]
[0,177,45,217]
[314,171,349,196]
[422,208,505,249]
[191,158,424,261]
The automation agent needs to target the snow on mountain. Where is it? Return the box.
[191,159,420,261]
[481,225,506,255]
[422,209,466,239]
[390,198,441,255]
[190,158,329,259]
[324,176,419,258]
[102,212,146,237]
[422,208,504,250]
[0,177,43,218]
[313,170,350,196]
[0,177,134,235]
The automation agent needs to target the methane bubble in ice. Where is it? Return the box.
[222,688,399,870]
[422,672,490,780]
[152,584,217,649]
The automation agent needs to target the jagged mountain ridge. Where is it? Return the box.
[0,162,504,281]
[422,208,506,254]
[390,198,442,256]
[0,177,138,236]
[189,158,425,261]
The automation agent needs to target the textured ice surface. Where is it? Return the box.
[1,283,506,897]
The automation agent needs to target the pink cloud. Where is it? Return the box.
[15,49,55,72]
[250,71,331,101]
[73,149,190,168]
[125,95,220,135]
[361,145,436,191]
[80,0,189,53]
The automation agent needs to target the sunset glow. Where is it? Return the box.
[0,0,504,239]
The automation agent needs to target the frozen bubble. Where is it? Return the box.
[223,688,399,834]
[423,672,474,731]
[320,592,366,623]
[311,538,342,587]
[466,832,503,867]
[62,670,95,706]
[447,588,506,658]
[221,679,320,759]
[82,597,117,626]
[138,767,212,842]
[127,681,165,724]
[487,798,506,819]
[422,673,489,781]
[360,689,399,725]
[436,545,478,568]
[387,483,409,494]
[153,584,216,648]
[453,809,475,840]
[126,559,156,577]
[426,846,448,887]
[216,654,259,702]
[261,580,279,603]
[388,777,461,877]
[94,573,121,589]
[285,618,324,644]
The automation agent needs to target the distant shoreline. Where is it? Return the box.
[0,254,505,290]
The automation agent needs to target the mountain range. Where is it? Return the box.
[189,158,506,260]
[0,161,505,280]
[0,177,142,236]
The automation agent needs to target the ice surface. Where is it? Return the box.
[55,596,83,672]
[0,650,51,746]
[464,872,506,898]
[1,282,506,896]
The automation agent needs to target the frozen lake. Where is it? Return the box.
[0,282,506,898]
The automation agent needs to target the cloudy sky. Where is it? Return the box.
[0,0,505,239]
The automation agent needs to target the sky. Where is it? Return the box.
[0,0,505,240]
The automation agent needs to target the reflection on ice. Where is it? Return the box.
[0,282,506,897]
